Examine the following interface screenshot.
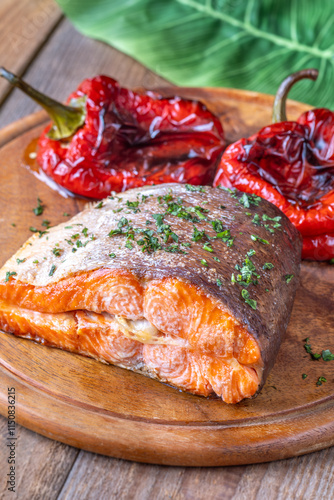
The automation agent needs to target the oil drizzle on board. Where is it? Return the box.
[23,137,78,199]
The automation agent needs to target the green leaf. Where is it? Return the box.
[56,0,334,108]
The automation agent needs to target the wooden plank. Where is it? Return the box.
[0,418,78,499]
[0,19,169,129]
[57,451,246,500]
[0,0,62,104]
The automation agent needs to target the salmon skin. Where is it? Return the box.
[0,184,302,403]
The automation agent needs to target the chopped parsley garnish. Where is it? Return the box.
[251,235,269,244]
[29,226,47,238]
[302,374,307,379]
[63,212,70,217]
[42,220,51,229]
[16,258,26,264]
[65,226,73,229]
[241,289,257,310]
[33,198,44,216]
[201,259,208,267]
[136,229,161,253]
[109,253,116,258]
[11,223,16,227]
[322,349,334,361]
[285,274,294,283]
[49,264,56,276]
[252,214,261,226]
[216,278,222,286]
[52,247,62,257]
[238,192,261,208]
[203,243,213,252]
[82,227,89,237]
[33,260,39,264]
[316,376,327,386]
[263,262,274,270]
[185,184,205,192]
[125,240,133,250]
[192,226,207,242]
[165,245,186,254]
[213,256,220,262]
[5,271,17,282]
[95,201,104,209]
[126,200,140,212]
[303,338,321,360]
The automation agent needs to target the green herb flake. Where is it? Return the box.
[126,200,140,212]
[285,274,294,283]
[203,243,213,252]
[49,264,56,277]
[11,223,16,227]
[63,212,70,217]
[33,260,39,264]
[201,259,208,267]
[316,376,327,386]
[322,349,334,361]
[185,184,205,192]
[213,256,220,262]
[302,374,307,379]
[252,214,261,226]
[29,226,38,233]
[16,258,26,264]
[33,198,44,216]
[65,226,73,229]
[217,278,222,286]
[5,271,17,282]
[239,192,261,208]
[82,227,89,237]
[125,240,133,250]
[95,201,104,209]
[263,262,274,270]
[251,235,269,244]
[42,220,51,229]
[52,247,62,257]
[109,253,116,258]
[241,288,257,310]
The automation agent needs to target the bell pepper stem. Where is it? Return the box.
[0,67,86,140]
[272,69,319,123]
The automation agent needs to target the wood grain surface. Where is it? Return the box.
[0,2,334,499]
[0,88,334,468]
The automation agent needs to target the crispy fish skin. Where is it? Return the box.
[0,184,302,402]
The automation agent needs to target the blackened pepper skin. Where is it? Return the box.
[214,69,334,261]
[0,68,225,199]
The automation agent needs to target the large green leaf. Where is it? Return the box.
[56,0,334,108]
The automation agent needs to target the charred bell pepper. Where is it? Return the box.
[0,68,225,199]
[213,68,334,261]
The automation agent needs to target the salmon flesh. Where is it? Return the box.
[0,184,302,403]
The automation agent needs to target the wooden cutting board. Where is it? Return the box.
[0,88,334,467]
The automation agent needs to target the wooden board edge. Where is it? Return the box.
[1,363,334,467]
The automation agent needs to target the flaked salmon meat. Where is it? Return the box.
[0,184,302,403]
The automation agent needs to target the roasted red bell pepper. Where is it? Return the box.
[0,68,225,199]
[213,68,334,261]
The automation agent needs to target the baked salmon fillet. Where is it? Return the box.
[0,184,302,403]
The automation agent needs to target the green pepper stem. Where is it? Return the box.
[0,67,86,140]
[272,69,319,123]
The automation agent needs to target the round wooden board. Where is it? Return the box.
[0,88,334,467]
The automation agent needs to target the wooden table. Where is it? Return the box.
[0,2,334,498]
